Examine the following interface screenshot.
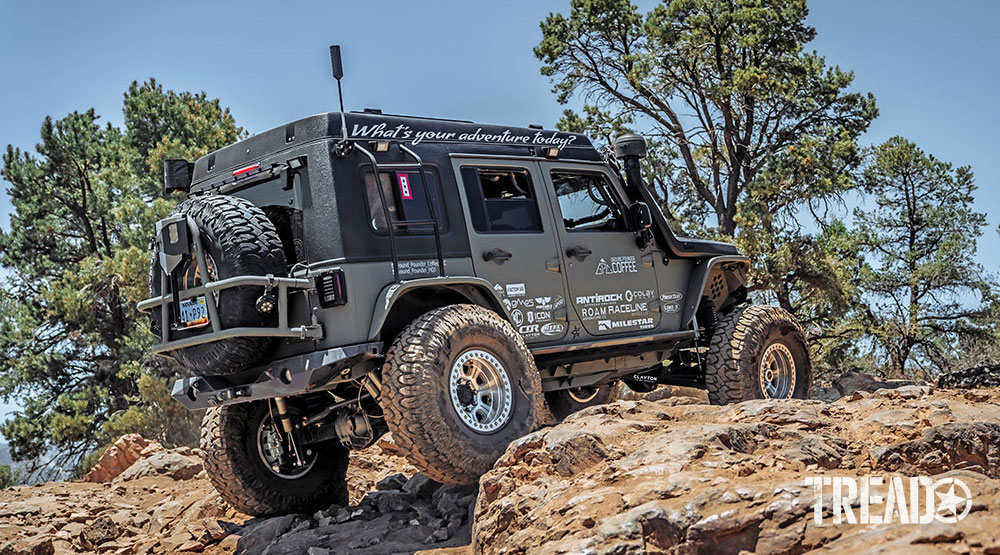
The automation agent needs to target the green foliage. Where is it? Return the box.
[852,137,996,379]
[536,0,878,345]
[0,80,241,474]
[0,465,14,489]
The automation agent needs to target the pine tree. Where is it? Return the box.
[535,0,877,359]
[0,81,242,475]
[854,137,994,378]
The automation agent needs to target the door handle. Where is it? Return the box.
[483,248,513,264]
[566,246,592,262]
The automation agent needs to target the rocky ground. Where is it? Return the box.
[1,379,998,554]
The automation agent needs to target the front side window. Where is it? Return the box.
[550,171,626,232]
[363,169,439,233]
[460,167,543,233]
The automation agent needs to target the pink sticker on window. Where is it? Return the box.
[398,174,413,200]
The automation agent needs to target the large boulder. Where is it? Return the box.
[114,449,203,482]
[82,434,164,483]
[472,388,1000,554]
[832,371,922,397]
[938,364,1000,389]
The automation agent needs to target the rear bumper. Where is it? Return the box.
[171,341,382,410]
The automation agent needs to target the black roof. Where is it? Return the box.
[191,112,599,183]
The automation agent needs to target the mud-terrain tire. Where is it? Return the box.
[149,195,286,376]
[705,304,812,405]
[545,384,618,421]
[380,304,545,485]
[200,401,349,516]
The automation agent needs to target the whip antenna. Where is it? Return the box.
[330,45,348,143]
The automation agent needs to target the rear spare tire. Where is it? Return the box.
[149,195,286,376]
[380,304,545,485]
[704,304,812,404]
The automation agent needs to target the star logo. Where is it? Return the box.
[933,477,972,523]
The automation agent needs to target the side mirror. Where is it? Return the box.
[163,159,193,193]
[630,202,652,231]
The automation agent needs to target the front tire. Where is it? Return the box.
[380,305,544,485]
[704,304,811,405]
[200,401,349,516]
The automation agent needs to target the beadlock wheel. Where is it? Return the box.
[380,304,544,484]
[200,401,349,516]
[759,342,796,399]
[449,349,514,433]
[704,304,812,405]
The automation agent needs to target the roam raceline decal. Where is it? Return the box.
[575,288,658,333]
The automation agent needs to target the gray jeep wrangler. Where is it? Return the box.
[141,77,811,517]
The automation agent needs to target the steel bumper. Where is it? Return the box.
[171,341,382,410]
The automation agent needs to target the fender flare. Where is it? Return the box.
[681,255,750,328]
[367,276,508,341]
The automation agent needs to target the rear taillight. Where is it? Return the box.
[315,269,347,308]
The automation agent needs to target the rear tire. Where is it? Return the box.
[704,304,811,405]
[380,304,544,485]
[149,195,286,376]
[545,384,618,421]
[200,401,349,516]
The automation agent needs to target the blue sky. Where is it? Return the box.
[0,1,997,421]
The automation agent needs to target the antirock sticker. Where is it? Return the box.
[595,256,638,275]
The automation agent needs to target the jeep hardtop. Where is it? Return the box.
[140,57,811,516]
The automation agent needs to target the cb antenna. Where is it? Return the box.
[330,45,349,145]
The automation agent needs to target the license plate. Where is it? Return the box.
[178,296,210,328]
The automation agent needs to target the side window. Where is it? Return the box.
[460,167,543,233]
[363,169,441,234]
[551,171,626,232]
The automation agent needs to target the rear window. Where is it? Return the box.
[363,168,444,234]
[460,167,542,233]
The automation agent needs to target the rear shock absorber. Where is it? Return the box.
[273,397,305,467]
